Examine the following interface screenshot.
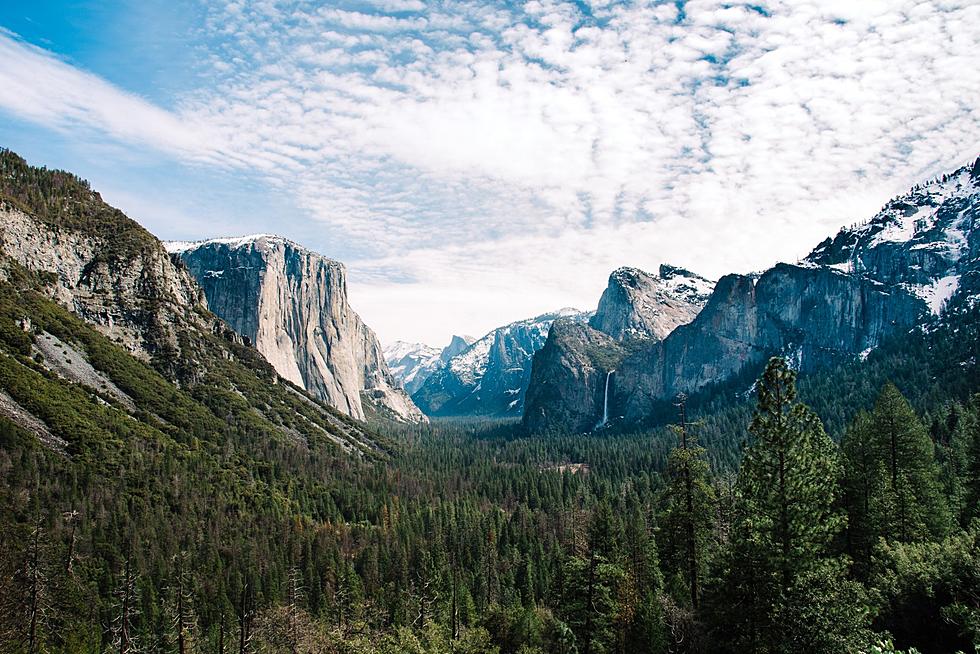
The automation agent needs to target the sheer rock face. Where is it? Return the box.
[523,264,713,433]
[170,236,424,423]
[0,202,210,361]
[522,319,625,434]
[614,264,925,424]
[524,158,980,434]
[412,309,587,418]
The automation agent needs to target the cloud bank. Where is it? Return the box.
[0,1,978,344]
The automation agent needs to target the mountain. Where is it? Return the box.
[803,158,980,310]
[590,264,714,340]
[168,236,424,423]
[0,148,382,456]
[524,265,715,433]
[524,157,980,433]
[412,309,587,417]
[384,334,474,395]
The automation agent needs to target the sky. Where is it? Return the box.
[0,1,978,347]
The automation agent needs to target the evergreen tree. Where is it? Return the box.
[659,395,715,611]
[739,357,842,585]
[854,384,951,545]
[840,411,888,576]
[711,357,854,653]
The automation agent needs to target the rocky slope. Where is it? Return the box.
[0,191,208,368]
[384,335,473,395]
[412,309,587,417]
[169,236,424,423]
[804,159,980,311]
[0,148,381,452]
[524,157,980,434]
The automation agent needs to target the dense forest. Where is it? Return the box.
[1,260,979,652]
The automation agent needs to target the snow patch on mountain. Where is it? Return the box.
[412,309,589,417]
[912,275,961,316]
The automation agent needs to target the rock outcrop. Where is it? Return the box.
[0,201,210,365]
[524,157,980,433]
[412,309,587,417]
[590,265,714,340]
[0,148,382,452]
[169,236,424,423]
[523,319,626,433]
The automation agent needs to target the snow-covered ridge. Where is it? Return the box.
[448,309,587,384]
[803,156,979,318]
[383,341,442,391]
[658,263,716,302]
[412,309,589,417]
[164,234,329,259]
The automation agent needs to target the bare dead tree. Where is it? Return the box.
[62,509,79,575]
[236,582,254,654]
[23,516,50,654]
[285,566,305,654]
[108,551,140,654]
[167,551,197,654]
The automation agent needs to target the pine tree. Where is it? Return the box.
[869,384,950,543]
[965,396,980,522]
[712,357,853,653]
[840,411,887,576]
[659,394,715,611]
[739,357,843,585]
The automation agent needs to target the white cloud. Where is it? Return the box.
[0,30,225,164]
[0,2,978,345]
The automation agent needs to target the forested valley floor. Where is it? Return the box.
[2,299,980,653]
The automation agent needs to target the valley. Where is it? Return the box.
[0,148,978,653]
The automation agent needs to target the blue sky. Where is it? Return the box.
[1,1,978,345]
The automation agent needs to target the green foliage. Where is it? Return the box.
[0,148,158,260]
[710,357,855,654]
[659,417,715,610]
[843,385,952,575]
[739,358,843,584]
[0,251,978,654]
[869,524,980,653]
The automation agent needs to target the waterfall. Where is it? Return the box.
[595,370,614,430]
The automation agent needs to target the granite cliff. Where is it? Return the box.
[524,157,980,433]
[169,236,424,423]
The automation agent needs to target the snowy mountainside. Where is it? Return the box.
[383,335,475,395]
[805,157,980,315]
[412,309,588,417]
[589,264,715,341]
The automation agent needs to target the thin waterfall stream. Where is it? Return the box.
[595,370,614,430]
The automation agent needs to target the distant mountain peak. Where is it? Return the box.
[412,309,589,417]
[591,265,714,341]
